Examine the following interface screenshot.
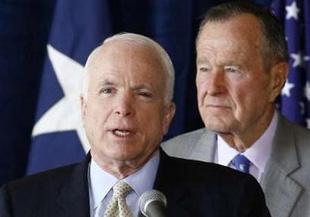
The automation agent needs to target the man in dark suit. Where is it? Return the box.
[0,33,270,217]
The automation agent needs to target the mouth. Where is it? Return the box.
[207,104,230,108]
[205,104,231,111]
[111,129,134,138]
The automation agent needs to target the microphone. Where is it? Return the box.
[138,190,167,217]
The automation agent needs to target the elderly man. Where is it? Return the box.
[0,33,270,217]
[163,2,310,217]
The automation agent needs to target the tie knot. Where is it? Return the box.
[232,154,251,173]
[113,181,132,199]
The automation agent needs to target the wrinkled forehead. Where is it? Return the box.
[197,14,263,48]
[89,40,165,71]
[196,14,263,59]
[86,40,167,87]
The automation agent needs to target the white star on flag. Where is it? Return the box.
[290,52,302,67]
[285,1,300,20]
[282,80,295,97]
[32,44,90,152]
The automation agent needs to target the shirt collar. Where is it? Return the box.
[89,150,160,208]
[218,111,278,173]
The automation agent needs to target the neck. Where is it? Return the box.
[91,150,156,179]
[219,108,275,152]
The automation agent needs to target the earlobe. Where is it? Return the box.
[163,102,176,135]
[270,62,288,102]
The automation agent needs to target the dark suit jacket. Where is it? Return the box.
[0,150,270,217]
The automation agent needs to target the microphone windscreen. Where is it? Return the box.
[138,190,167,216]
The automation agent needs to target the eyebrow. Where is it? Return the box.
[98,80,154,91]
[197,57,241,67]
[100,79,116,86]
[196,57,209,65]
[132,84,153,91]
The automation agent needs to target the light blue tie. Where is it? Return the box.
[232,154,251,173]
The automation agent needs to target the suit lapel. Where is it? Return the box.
[153,150,193,217]
[261,115,302,217]
[55,154,91,217]
[190,129,217,162]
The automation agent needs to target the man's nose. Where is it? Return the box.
[206,70,226,95]
[114,93,134,117]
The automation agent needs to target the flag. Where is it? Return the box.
[27,0,113,174]
[272,0,310,126]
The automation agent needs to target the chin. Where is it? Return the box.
[205,122,232,133]
[112,149,141,160]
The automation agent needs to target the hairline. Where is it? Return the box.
[196,3,288,70]
[82,33,175,105]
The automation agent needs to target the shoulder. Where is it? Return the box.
[0,160,89,217]
[161,128,210,154]
[272,115,310,187]
[162,152,260,189]
[164,128,207,145]
[277,114,310,138]
[0,163,79,201]
[159,154,268,215]
[280,115,310,136]
[277,115,310,154]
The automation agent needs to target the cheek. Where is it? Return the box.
[196,81,208,104]
[232,81,269,113]
[142,108,166,135]
[231,82,254,106]
[85,104,110,131]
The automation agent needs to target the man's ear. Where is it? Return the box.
[163,102,176,135]
[269,62,289,102]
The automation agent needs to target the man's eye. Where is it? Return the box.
[199,67,209,72]
[100,87,115,94]
[138,92,153,98]
[225,67,239,73]
[139,92,152,98]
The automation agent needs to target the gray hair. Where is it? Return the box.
[196,0,288,69]
[82,33,175,104]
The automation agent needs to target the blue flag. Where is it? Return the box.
[272,0,310,126]
[27,0,113,174]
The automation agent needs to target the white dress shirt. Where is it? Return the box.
[88,150,160,217]
[216,112,278,181]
